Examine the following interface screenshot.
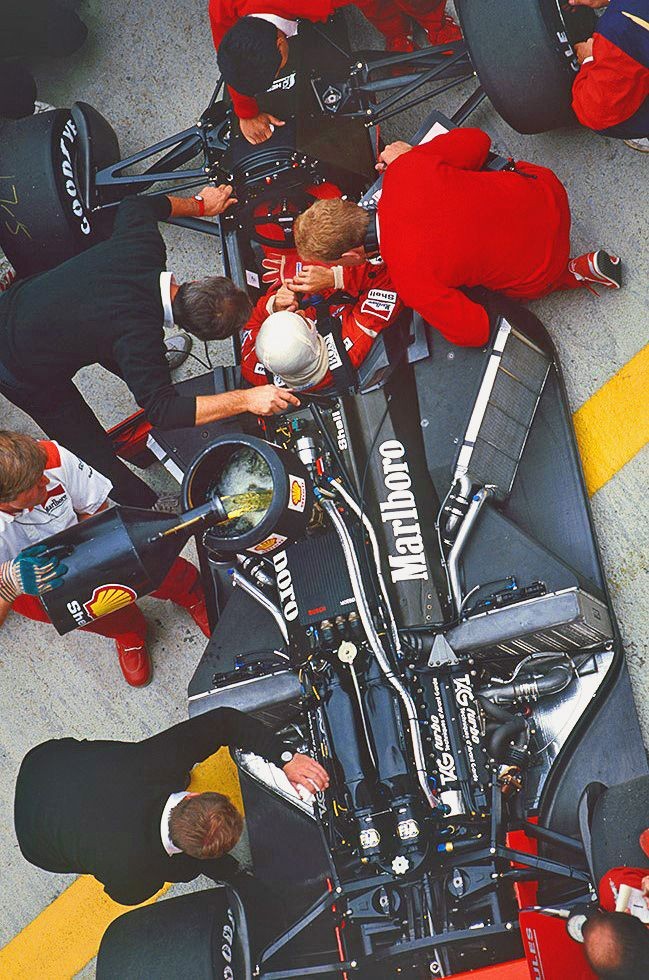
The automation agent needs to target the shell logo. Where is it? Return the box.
[288,475,306,513]
[249,534,286,554]
[83,583,137,620]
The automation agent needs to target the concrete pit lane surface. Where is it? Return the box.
[0,1,647,976]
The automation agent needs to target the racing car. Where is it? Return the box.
[2,10,647,979]
[93,221,649,979]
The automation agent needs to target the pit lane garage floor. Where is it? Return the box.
[0,1,647,976]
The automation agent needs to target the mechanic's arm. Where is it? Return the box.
[380,129,492,173]
[77,501,109,522]
[194,386,299,424]
[148,707,290,767]
[166,184,237,219]
[0,546,68,629]
[572,34,649,130]
[410,283,490,347]
[148,706,329,793]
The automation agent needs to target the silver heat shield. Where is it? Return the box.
[446,587,614,658]
[453,319,551,498]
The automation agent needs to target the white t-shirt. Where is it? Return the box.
[248,13,298,37]
[0,441,112,563]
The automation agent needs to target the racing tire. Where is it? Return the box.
[456,0,596,134]
[0,107,119,278]
[96,887,252,980]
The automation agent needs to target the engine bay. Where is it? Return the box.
[183,308,624,976]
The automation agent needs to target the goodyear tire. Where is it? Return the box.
[456,0,596,134]
[0,107,118,278]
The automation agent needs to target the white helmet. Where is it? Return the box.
[255,311,329,389]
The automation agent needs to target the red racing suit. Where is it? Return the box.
[240,255,403,390]
[572,0,649,137]
[378,128,577,347]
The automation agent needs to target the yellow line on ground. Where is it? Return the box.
[1,345,647,979]
[0,748,241,980]
[573,343,649,496]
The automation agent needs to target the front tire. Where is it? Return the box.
[457,0,596,134]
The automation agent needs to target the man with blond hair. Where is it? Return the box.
[294,129,623,347]
[0,430,210,686]
[14,705,329,906]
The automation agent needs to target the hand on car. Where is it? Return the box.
[272,282,298,312]
[198,184,238,216]
[283,753,330,796]
[240,113,285,145]
[289,265,336,294]
[575,38,594,63]
[244,385,300,415]
[376,140,413,172]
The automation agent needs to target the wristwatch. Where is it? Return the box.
[194,194,205,217]
[280,750,294,765]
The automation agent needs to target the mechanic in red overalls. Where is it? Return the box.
[570,0,649,152]
[237,252,403,389]
[210,1,461,143]
[0,431,210,687]
[293,128,623,347]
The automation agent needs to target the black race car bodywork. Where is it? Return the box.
[175,289,647,978]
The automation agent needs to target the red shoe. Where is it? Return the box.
[179,583,211,638]
[568,250,622,292]
[425,15,463,46]
[115,639,152,687]
[385,33,416,54]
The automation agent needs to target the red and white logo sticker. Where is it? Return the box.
[361,288,397,321]
[287,475,306,512]
[247,533,288,555]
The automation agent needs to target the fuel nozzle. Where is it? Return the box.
[151,488,275,542]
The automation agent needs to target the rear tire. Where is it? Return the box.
[456,0,596,134]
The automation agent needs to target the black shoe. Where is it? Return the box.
[165,333,192,371]
[152,493,182,514]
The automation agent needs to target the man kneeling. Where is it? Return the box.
[239,254,403,391]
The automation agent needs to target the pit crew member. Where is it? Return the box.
[0,185,299,509]
[211,2,461,144]
[574,911,649,977]
[238,255,403,389]
[14,706,329,906]
[570,0,649,151]
[0,430,210,687]
[294,128,623,347]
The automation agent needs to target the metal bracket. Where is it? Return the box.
[427,633,459,668]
